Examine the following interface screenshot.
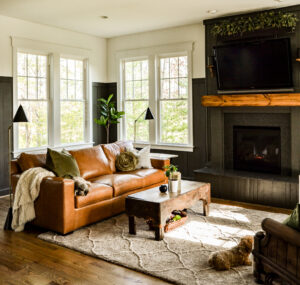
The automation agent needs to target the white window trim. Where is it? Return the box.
[116,42,194,152]
[12,37,93,157]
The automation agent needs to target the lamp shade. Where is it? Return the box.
[13,105,28,123]
[144,107,154,120]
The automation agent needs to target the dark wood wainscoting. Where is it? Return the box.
[0,77,13,196]
[92,78,208,179]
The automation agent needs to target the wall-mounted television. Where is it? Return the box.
[214,38,293,93]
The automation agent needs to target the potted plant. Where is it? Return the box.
[164,164,181,193]
[94,94,125,144]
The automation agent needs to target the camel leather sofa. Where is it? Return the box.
[11,141,169,234]
[252,218,300,285]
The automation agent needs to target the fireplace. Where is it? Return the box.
[233,126,281,174]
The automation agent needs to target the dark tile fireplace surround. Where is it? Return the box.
[195,107,300,209]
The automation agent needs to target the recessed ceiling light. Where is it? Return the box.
[207,10,218,14]
[100,16,108,19]
[274,0,284,2]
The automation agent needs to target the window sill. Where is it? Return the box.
[13,142,94,158]
[133,142,194,152]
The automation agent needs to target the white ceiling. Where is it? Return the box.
[0,0,299,38]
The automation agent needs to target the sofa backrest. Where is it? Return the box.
[17,153,46,172]
[69,145,112,179]
[101,141,132,173]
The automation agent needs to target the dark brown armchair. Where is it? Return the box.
[252,218,300,284]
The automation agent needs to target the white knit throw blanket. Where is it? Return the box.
[12,167,55,232]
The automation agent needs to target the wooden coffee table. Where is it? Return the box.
[125,180,211,241]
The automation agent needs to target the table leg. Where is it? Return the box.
[155,226,164,241]
[203,200,209,216]
[128,215,136,235]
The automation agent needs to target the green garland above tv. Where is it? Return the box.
[211,11,298,37]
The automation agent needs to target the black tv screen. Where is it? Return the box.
[214,38,293,92]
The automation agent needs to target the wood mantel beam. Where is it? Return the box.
[201,93,300,107]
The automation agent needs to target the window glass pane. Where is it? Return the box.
[60,101,84,144]
[28,54,37,77]
[38,56,47,77]
[38,78,47,99]
[133,61,141,80]
[170,57,178,78]
[67,59,75,80]
[18,77,27,99]
[161,100,188,144]
[17,53,27,76]
[75,60,83,80]
[125,62,133,81]
[179,56,188,77]
[60,79,68,99]
[179,78,188,98]
[125,101,149,142]
[161,79,169,99]
[125,81,133,99]
[60,58,67,79]
[141,60,148,80]
[28,78,37,99]
[170,78,178,99]
[18,101,48,148]
[141,80,149,99]
[133,80,142,99]
[76,81,83,99]
[160,58,169,79]
[68,80,76,99]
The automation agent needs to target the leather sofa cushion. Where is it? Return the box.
[69,146,112,180]
[124,169,166,186]
[90,169,165,197]
[75,183,113,208]
[17,153,46,172]
[91,174,144,197]
[102,141,133,173]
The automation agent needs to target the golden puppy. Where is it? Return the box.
[208,236,253,270]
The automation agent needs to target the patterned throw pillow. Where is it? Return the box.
[115,151,138,172]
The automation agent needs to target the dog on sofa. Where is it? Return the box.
[208,236,254,270]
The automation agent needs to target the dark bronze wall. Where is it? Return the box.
[0,77,13,196]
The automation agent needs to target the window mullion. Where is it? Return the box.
[148,55,156,145]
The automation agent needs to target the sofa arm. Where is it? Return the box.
[151,158,170,170]
[262,218,300,247]
[33,177,75,234]
[11,160,21,175]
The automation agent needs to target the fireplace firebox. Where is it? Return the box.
[233,126,281,174]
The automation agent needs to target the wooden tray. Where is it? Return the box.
[164,216,188,233]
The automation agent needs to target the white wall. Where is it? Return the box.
[0,15,107,82]
[107,24,205,82]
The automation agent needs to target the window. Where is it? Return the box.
[118,43,193,151]
[13,37,91,154]
[17,52,48,149]
[60,58,85,144]
[159,56,188,145]
[123,59,149,142]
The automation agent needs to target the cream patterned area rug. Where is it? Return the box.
[38,202,288,285]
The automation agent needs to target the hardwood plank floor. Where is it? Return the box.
[0,196,170,285]
[0,195,291,285]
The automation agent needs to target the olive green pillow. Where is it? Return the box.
[46,148,80,178]
[283,204,300,231]
[115,151,138,172]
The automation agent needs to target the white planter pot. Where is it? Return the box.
[168,179,179,193]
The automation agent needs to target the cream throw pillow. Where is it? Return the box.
[135,145,152,169]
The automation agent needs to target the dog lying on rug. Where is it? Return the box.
[208,236,253,270]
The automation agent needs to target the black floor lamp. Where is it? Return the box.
[134,107,154,143]
[4,105,28,230]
